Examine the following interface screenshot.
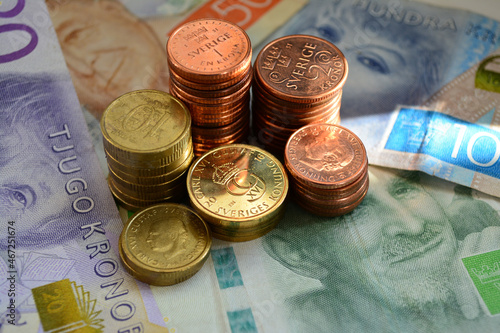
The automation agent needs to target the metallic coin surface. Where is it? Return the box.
[101,90,191,164]
[254,34,348,103]
[294,183,368,217]
[120,203,211,285]
[285,123,367,189]
[187,144,288,239]
[167,18,251,84]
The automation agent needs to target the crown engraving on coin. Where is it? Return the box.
[212,162,266,201]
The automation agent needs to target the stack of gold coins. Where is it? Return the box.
[186,144,288,241]
[119,203,212,286]
[253,34,348,153]
[284,123,368,217]
[167,18,252,156]
[101,90,193,211]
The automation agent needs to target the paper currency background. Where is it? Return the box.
[1,0,500,332]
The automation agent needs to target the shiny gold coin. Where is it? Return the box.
[108,177,186,211]
[107,148,194,185]
[119,203,211,286]
[101,90,191,167]
[187,144,288,241]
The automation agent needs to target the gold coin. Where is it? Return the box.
[101,90,191,167]
[119,203,211,286]
[186,144,289,241]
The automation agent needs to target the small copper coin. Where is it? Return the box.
[254,34,348,103]
[285,123,368,190]
[294,184,368,217]
[167,18,251,84]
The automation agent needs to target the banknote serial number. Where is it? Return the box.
[6,220,18,325]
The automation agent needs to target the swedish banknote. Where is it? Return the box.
[254,0,500,197]
[0,0,166,331]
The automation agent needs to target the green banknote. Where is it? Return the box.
[137,165,500,332]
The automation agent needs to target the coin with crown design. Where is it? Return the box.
[186,144,288,241]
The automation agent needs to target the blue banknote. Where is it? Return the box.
[255,0,500,197]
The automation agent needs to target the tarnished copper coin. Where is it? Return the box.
[285,123,367,190]
[167,18,251,84]
[254,34,348,104]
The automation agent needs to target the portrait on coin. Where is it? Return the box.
[301,133,354,172]
[46,0,170,119]
[146,216,192,259]
[264,166,500,332]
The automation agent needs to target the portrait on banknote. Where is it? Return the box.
[263,166,500,332]
[0,73,113,249]
[46,0,170,119]
[274,0,456,118]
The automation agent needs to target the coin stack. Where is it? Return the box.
[166,18,252,156]
[187,144,289,241]
[284,123,368,217]
[253,34,348,153]
[119,203,212,286]
[101,90,193,211]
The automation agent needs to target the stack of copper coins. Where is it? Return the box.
[119,203,212,286]
[167,18,252,156]
[101,90,194,211]
[284,123,368,217]
[253,34,348,153]
[186,144,289,241]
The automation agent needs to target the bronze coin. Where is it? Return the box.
[168,66,250,91]
[292,169,368,200]
[192,110,249,140]
[167,18,251,84]
[293,183,368,217]
[254,34,348,104]
[292,173,369,208]
[169,68,252,100]
[169,75,251,105]
[285,123,368,190]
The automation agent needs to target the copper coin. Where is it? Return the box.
[254,34,347,104]
[252,71,343,110]
[169,75,251,105]
[172,89,249,115]
[168,66,250,91]
[169,68,252,99]
[192,110,249,139]
[292,173,368,207]
[294,183,368,217]
[292,165,368,200]
[285,123,368,190]
[252,94,339,123]
[167,18,251,84]
[253,83,343,116]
